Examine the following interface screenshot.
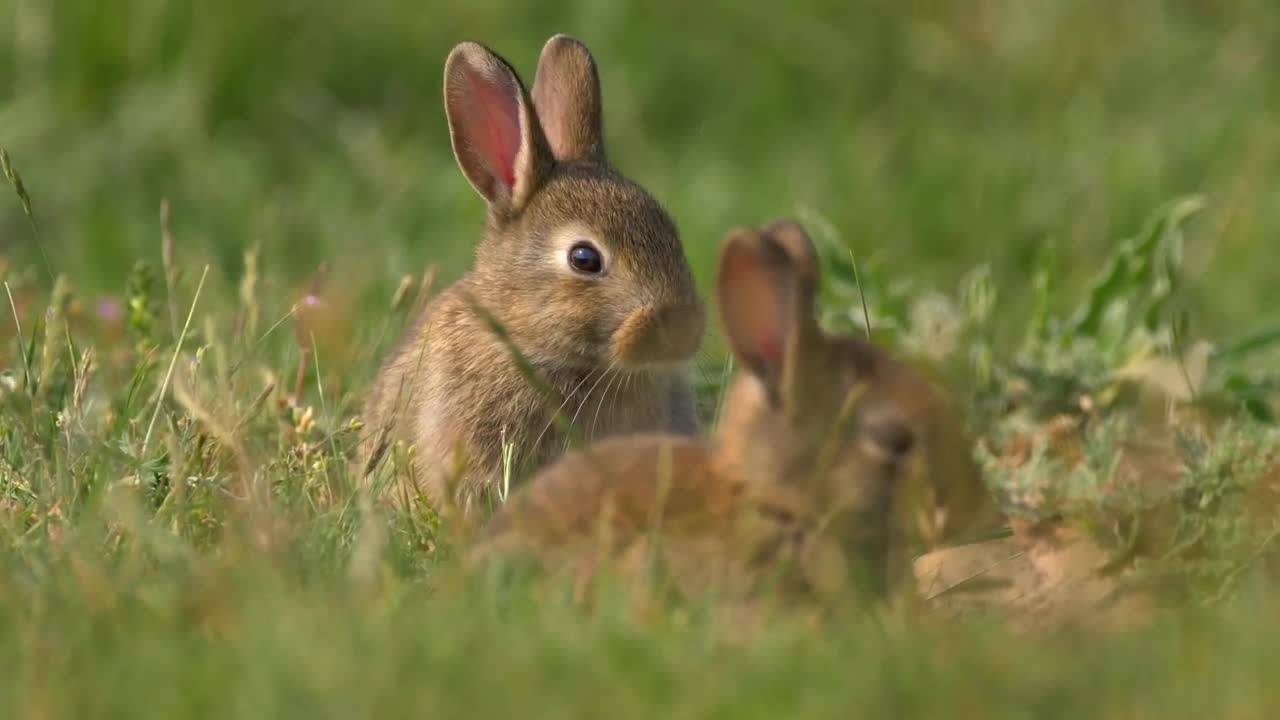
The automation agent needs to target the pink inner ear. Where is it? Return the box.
[461,66,521,189]
[719,249,789,372]
[757,334,782,366]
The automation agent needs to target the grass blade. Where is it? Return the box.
[142,265,210,454]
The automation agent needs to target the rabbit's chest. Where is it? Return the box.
[554,373,670,440]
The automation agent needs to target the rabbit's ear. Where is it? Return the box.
[718,221,824,406]
[531,34,605,163]
[444,42,551,210]
[763,219,818,291]
[716,227,801,401]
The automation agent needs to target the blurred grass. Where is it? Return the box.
[2,0,1280,717]
[3,1,1280,335]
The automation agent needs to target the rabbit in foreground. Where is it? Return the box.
[360,35,705,511]
[469,220,994,607]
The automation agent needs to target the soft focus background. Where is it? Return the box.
[2,2,1280,717]
[3,1,1279,335]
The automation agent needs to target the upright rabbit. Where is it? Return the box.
[471,220,994,606]
[360,35,705,511]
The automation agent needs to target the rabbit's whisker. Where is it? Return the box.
[604,371,632,439]
[588,368,624,445]
[532,367,600,456]
[565,360,618,447]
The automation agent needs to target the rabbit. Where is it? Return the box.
[359,35,706,512]
[469,219,996,608]
[913,519,1161,636]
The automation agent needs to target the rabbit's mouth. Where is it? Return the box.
[609,303,705,369]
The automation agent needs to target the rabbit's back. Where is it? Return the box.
[477,433,729,550]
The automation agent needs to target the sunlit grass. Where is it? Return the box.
[2,1,1280,716]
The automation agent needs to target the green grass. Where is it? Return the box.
[3,1,1280,716]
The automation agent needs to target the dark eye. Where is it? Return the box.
[568,242,604,275]
[863,415,916,459]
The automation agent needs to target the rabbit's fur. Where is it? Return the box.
[470,220,995,607]
[361,36,705,511]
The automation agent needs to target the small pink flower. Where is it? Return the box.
[96,297,123,322]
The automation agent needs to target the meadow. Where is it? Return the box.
[2,1,1280,716]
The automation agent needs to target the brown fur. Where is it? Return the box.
[361,36,705,510]
[469,220,997,608]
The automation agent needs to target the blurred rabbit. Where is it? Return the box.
[360,35,705,512]
[470,219,995,608]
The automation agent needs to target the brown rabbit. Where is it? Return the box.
[469,220,995,607]
[360,35,705,511]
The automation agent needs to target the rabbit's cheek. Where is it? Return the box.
[821,507,894,598]
[518,279,609,361]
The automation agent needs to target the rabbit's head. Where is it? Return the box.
[443,36,704,371]
[712,220,935,593]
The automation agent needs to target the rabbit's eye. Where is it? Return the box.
[568,242,604,275]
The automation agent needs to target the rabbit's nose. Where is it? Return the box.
[612,302,706,367]
[652,303,705,354]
